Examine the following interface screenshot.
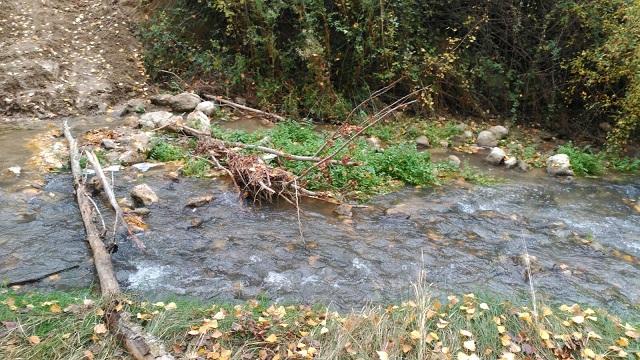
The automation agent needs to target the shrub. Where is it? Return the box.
[557,143,605,176]
[148,140,185,162]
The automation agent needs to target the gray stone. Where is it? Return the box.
[477,130,498,147]
[186,195,215,208]
[118,150,143,165]
[101,138,117,149]
[168,92,201,112]
[195,101,217,116]
[123,115,139,128]
[117,197,134,209]
[415,135,430,148]
[366,136,382,150]
[547,153,574,176]
[132,207,151,216]
[186,110,210,131]
[488,125,509,139]
[129,132,151,153]
[7,166,21,176]
[150,94,173,106]
[504,156,518,169]
[447,155,461,168]
[454,123,468,132]
[119,98,146,116]
[334,204,353,217]
[139,111,173,129]
[439,140,449,148]
[517,160,530,172]
[485,147,506,165]
[131,184,159,206]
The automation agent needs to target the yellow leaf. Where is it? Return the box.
[480,303,489,310]
[265,334,278,343]
[463,339,476,352]
[572,315,585,324]
[410,330,421,340]
[212,330,223,339]
[518,312,532,323]
[497,325,506,334]
[50,304,62,313]
[539,329,550,340]
[188,329,199,336]
[376,350,389,360]
[583,348,596,358]
[93,323,108,335]
[460,329,473,337]
[625,330,640,339]
[320,327,329,334]
[402,343,412,353]
[425,332,439,343]
[28,335,41,345]
[152,302,165,307]
[542,307,553,316]
[616,337,629,347]
[164,302,177,310]
[500,352,515,360]
[212,310,226,320]
[500,334,511,346]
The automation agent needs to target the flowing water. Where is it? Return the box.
[1,120,639,315]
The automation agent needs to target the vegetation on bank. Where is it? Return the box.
[1,287,638,360]
[140,0,640,153]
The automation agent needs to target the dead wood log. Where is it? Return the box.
[63,122,175,360]
[203,94,285,122]
[64,122,120,296]
[86,151,146,250]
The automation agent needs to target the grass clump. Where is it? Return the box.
[148,140,186,162]
[557,143,605,176]
[2,287,638,360]
[181,158,211,178]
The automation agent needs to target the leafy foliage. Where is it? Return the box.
[148,140,185,162]
[557,143,605,176]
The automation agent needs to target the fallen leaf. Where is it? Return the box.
[480,303,489,310]
[539,329,550,340]
[28,335,41,345]
[463,339,476,352]
[164,302,177,311]
[616,337,629,347]
[265,334,278,343]
[410,330,421,340]
[50,304,62,313]
[460,329,473,337]
[583,348,596,358]
[572,315,585,324]
[377,350,389,360]
[93,323,108,335]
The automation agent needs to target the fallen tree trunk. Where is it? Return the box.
[63,122,175,360]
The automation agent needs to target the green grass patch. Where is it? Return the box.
[148,139,186,162]
[557,143,605,176]
[181,158,211,178]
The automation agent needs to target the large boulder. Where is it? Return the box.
[131,184,159,206]
[150,94,173,106]
[448,155,461,168]
[485,147,506,165]
[186,110,210,131]
[139,111,173,129]
[488,125,509,140]
[547,154,574,176]
[195,101,217,116]
[168,92,201,112]
[477,130,498,147]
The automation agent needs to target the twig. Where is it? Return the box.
[85,193,106,233]
[86,151,145,251]
[203,94,286,122]
[294,178,306,245]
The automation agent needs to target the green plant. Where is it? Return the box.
[608,156,640,173]
[181,158,211,178]
[557,143,605,176]
[148,140,185,162]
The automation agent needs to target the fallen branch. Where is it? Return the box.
[86,151,145,251]
[6,265,80,287]
[63,122,174,360]
[203,94,286,122]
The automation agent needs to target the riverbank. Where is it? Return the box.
[1,286,639,360]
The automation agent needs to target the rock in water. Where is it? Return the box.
[334,204,353,217]
[131,184,159,206]
[186,110,210,131]
[547,154,574,176]
[517,160,530,172]
[168,92,201,112]
[139,111,173,129]
[485,147,506,165]
[504,156,518,169]
[447,155,461,168]
[186,195,215,208]
[119,98,146,116]
[415,135,430,148]
[477,130,498,147]
[488,125,509,139]
[196,101,217,116]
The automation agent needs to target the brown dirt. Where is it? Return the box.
[0,0,148,118]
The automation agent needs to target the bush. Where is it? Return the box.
[557,143,605,176]
[148,140,185,162]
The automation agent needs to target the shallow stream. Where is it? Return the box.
[1,120,639,314]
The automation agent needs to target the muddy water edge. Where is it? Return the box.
[0,118,639,317]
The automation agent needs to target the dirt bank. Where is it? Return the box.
[0,0,147,118]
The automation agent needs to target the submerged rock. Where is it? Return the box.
[186,195,215,208]
[119,98,146,116]
[168,92,201,112]
[131,184,159,206]
[504,156,518,169]
[547,154,573,176]
[334,204,353,217]
[447,155,461,168]
[485,147,506,165]
[488,125,509,139]
[477,130,498,147]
